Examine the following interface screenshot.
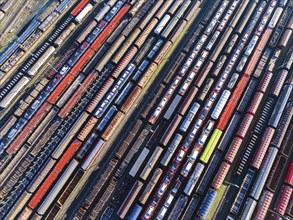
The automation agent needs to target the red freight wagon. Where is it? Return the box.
[91,4,131,51]
[274,185,293,216]
[217,75,250,130]
[257,71,273,94]
[212,162,230,190]
[245,50,262,76]
[47,48,95,104]
[284,161,293,187]
[237,113,254,139]
[28,139,81,209]
[251,127,275,169]
[225,137,243,164]
[6,102,52,154]
[257,29,273,52]
[71,0,91,16]
[247,92,263,116]
[77,116,98,141]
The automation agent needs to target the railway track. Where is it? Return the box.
[0,0,292,219]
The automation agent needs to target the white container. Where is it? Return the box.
[154,14,171,35]
[75,3,93,23]
[211,90,231,120]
